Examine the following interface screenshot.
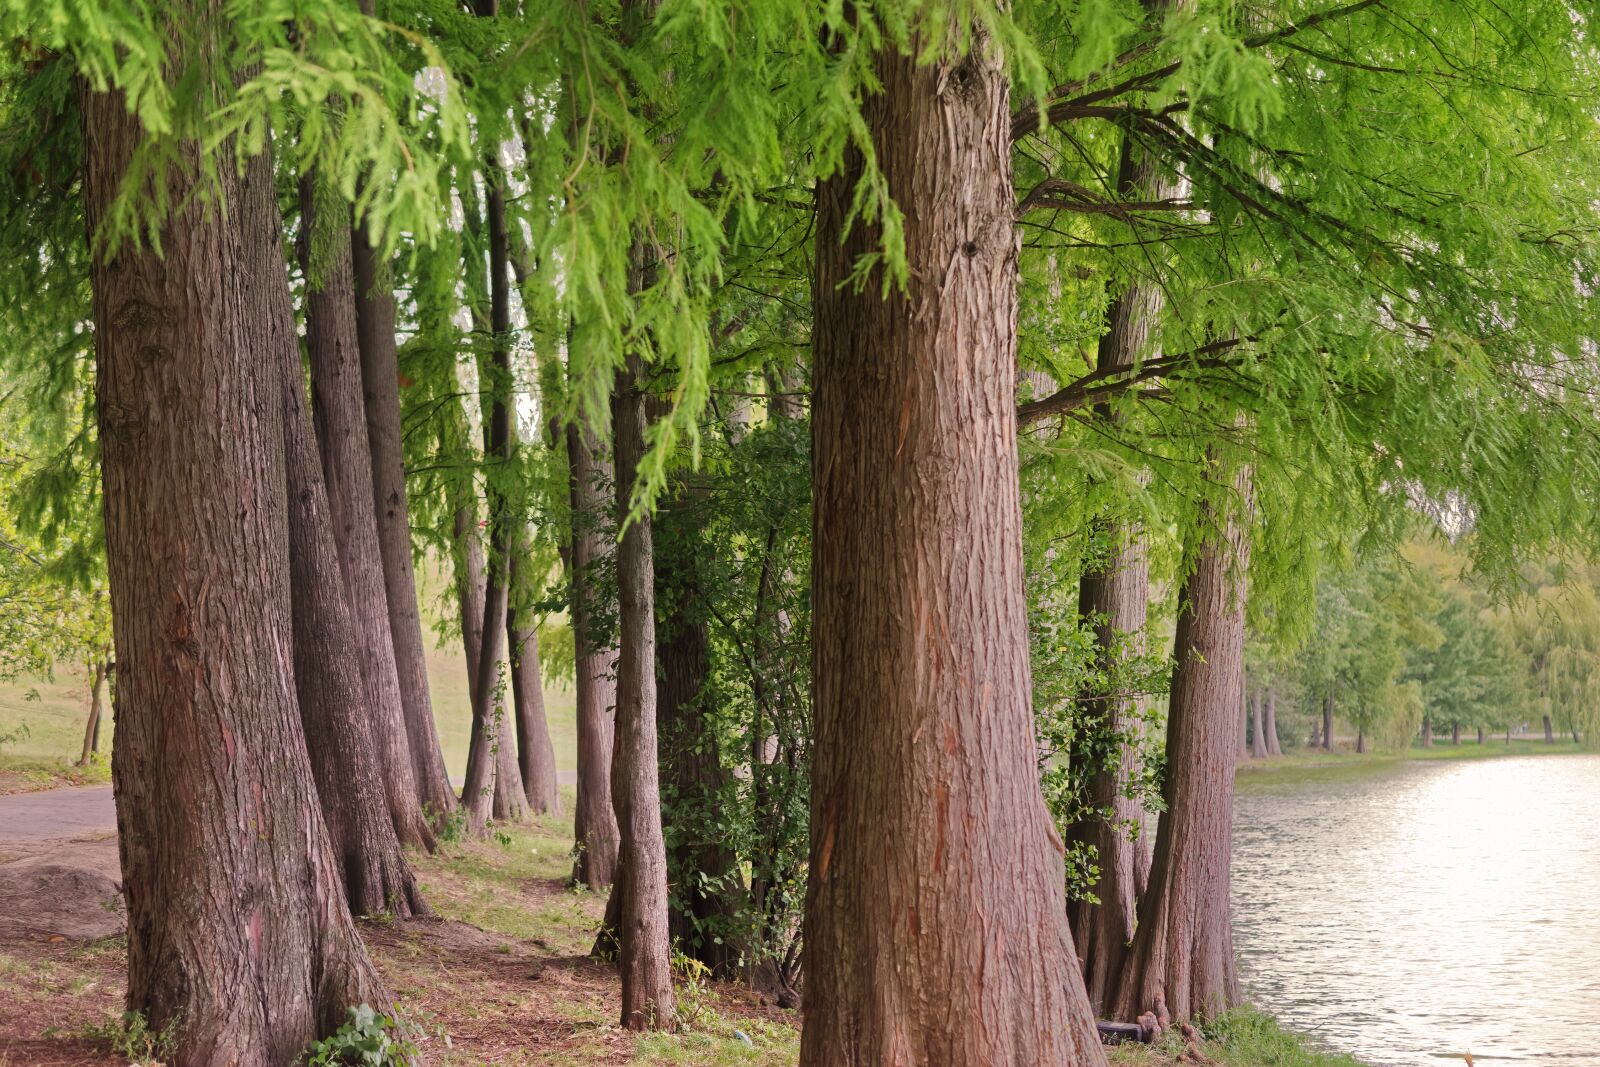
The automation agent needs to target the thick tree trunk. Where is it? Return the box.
[1421,715,1433,747]
[1478,727,1485,745]
[1112,459,1251,1027]
[280,233,427,917]
[509,547,561,814]
[1264,687,1282,756]
[77,660,107,766]
[569,420,621,888]
[1452,722,1462,746]
[1323,693,1334,751]
[1543,714,1556,744]
[605,352,675,1030]
[85,89,388,1061]
[303,178,433,854]
[804,22,1105,1065]
[1356,728,1366,754]
[352,224,456,824]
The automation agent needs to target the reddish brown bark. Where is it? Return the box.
[568,419,620,889]
[509,547,561,814]
[1112,458,1252,1027]
[304,176,433,854]
[352,231,456,824]
[282,196,427,916]
[85,85,389,1059]
[606,351,675,1030]
[803,21,1105,1065]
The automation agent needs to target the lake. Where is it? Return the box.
[1233,753,1600,1066]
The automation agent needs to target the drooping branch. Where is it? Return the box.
[1017,176,1191,219]
[1018,338,1246,426]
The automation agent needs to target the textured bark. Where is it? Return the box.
[509,547,561,814]
[1264,687,1282,756]
[804,23,1105,1066]
[569,420,621,888]
[1068,519,1152,1013]
[85,84,388,1061]
[1112,459,1252,1027]
[606,351,675,1030]
[1064,121,1165,1011]
[304,179,433,853]
[455,495,500,828]
[77,660,107,766]
[281,231,427,917]
[353,221,455,823]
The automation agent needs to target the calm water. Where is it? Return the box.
[1232,754,1600,1066]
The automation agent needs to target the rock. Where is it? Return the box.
[0,860,125,941]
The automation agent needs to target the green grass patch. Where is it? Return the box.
[1112,1008,1367,1067]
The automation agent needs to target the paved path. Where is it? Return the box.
[0,773,579,847]
[0,784,115,844]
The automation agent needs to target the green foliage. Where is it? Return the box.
[81,1010,178,1064]
[305,1005,415,1067]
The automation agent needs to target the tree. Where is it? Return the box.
[802,14,1105,1064]
[304,170,435,853]
[1113,454,1251,1026]
[83,77,388,1060]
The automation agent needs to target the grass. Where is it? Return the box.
[1112,1009,1368,1067]
[1237,736,1584,783]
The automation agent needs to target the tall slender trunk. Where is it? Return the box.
[1478,727,1485,745]
[1250,687,1269,759]
[1064,122,1163,1008]
[352,218,455,824]
[569,419,621,888]
[1356,728,1366,754]
[1543,714,1556,743]
[1264,687,1282,756]
[509,546,561,813]
[77,660,107,766]
[1452,722,1462,746]
[1112,457,1252,1027]
[1421,715,1433,747]
[280,232,427,917]
[454,502,498,824]
[303,176,433,853]
[85,86,387,1060]
[804,21,1105,1064]
[1323,693,1334,751]
[606,351,674,1029]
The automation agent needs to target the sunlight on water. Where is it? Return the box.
[1233,755,1600,1067]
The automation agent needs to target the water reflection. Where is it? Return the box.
[1232,754,1600,1066]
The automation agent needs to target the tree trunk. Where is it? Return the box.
[509,547,561,814]
[77,660,107,766]
[1112,458,1251,1027]
[651,474,742,978]
[1478,727,1485,745]
[454,500,499,827]
[1065,135,1161,1004]
[1543,714,1555,744]
[352,217,456,825]
[1452,722,1461,745]
[569,419,621,888]
[605,351,675,1030]
[1421,715,1434,747]
[1250,687,1269,759]
[1264,687,1282,756]
[1506,726,1512,744]
[85,87,388,1060]
[303,176,433,853]
[1068,519,1152,1013]
[1323,693,1334,751]
[804,22,1105,1065]
[1356,728,1366,754]
[280,222,427,916]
